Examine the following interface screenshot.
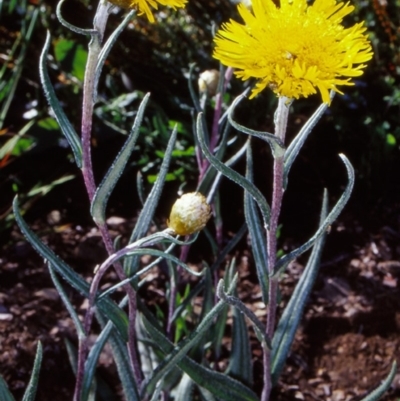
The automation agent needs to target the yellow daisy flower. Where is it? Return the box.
[108,0,187,23]
[213,0,373,103]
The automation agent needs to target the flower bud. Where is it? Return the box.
[167,192,211,236]
[198,69,220,97]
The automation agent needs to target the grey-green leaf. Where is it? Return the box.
[81,320,113,401]
[94,10,135,97]
[275,154,354,272]
[21,341,42,401]
[226,306,253,386]
[39,31,82,167]
[228,93,284,158]
[142,316,259,401]
[283,92,334,187]
[108,328,140,401]
[91,93,150,224]
[244,143,269,304]
[0,376,16,401]
[271,189,328,384]
[175,373,195,401]
[13,196,129,340]
[124,125,178,276]
[359,361,397,401]
[48,263,84,338]
[141,299,228,397]
[196,113,271,227]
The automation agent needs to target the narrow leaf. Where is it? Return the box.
[124,126,178,276]
[271,189,328,383]
[197,118,231,197]
[94,10,135,96]
[226,306,253,386]
[108,328,140,401]
[142,316,259,401]
[0,376,16,401]
[188,63,202,114]
[64,338,78,375]
[197,385,217,401]
[359,361,397,401]
[91,93,150,224]
[39,31,82,167]
[175,373,195,401]
[100,246,204,299]
[81,298,128,401]
[244,143,269,304]
[13,197,129,340]
[196,114,270,227]
[81,323,113,401]
[275,154,354,272]
[210,223,247,272]
[21,341,42,401]
[48,263,84,337]
[204,134,247,206]
[283,92,334,187]
[142,299,228,397]
[228,93,284,158]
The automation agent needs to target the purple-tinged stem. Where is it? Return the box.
[74,2,142,399]
[261,97,290,401]
[73,4,110,399]
[74,230,172,400]
[80,1,109,202]
[198,67,233,183]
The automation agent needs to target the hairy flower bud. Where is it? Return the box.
[167,192,211,236]
[198,69,220,97]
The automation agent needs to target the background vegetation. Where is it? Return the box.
[1,0,400,236]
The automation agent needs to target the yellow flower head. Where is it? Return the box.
[213,0,373,103]
[108,0,187,23]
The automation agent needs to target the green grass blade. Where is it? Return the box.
[12,196,129,340]
[39,31,82,167]
[271,189,328,383]
[359,361,397,401]
[0,376,16,401]
[124,126,178,275]
[91,93,150,224]
[275,154,354,273]
[196,113,270,227]
[244,143,269,304]
[21,341,43,401]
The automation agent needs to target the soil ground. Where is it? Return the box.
[1,205,400,401]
